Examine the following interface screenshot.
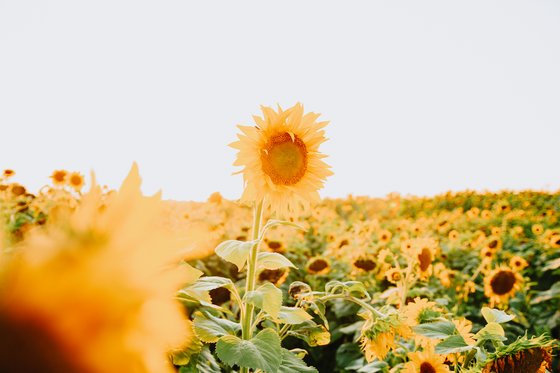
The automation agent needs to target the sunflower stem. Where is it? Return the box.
[240,200,264,344]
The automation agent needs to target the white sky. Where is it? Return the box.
[1,1,559,201]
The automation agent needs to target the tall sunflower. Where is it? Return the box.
[0,164,200,373]
[230,103,332,216]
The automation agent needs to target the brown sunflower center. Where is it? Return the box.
[490,270,516,295]
[267,241,283,251]
[420,362,436,373]
[53,171,66,183]
[308,259,328,273]
[70,175,83,186]
[0,311,86,373]
[488,239,498,249]
[258,268,287,284]
[261,132,307,185]
[418,248,432,272]
[354,258,376,271]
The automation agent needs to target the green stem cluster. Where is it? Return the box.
[240,200,264,373]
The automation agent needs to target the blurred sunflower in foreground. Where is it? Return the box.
[0,164,200,373]
[230,103,333,216]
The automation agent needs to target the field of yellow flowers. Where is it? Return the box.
[1,104,558,373]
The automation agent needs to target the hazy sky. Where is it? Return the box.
[1,1,559,201]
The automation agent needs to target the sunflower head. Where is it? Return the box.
[67,172,85,192]
[403,297,441,327]
[484,266,524,307]
[258,267,289,286]
[509,256,528,272]
[481,335,555,373]
[402,343,451,373]
[2,169,15,179]
[50,170,68,186]
[231,103,332,216]
[359,311,410,362]
[306,256,331,275]
[352,255,377,272]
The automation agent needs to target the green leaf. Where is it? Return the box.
[179,276,234,305]
[435,335,474,354]
[178,346,221,373]
[244,282,283,319]
[474,322,506,342]
[216,328,282,372]
[278,348,318,373]
[288,321,331,347]
[543,257,560,271]
[276,306,313,325]
[531,282,560,304]
[215,240,255,271]
[413,320,457,339]
[257,252,297,271]
[357,360,390,373]
[261,219,306,236]
[481,307,515,324]
[171,328,203,365]
[306,301,329,328]
[193,312,240,343]
[325,281,369,299]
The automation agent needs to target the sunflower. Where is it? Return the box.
[481,335,554,373]
[532,224,544,235]
[484,266,524,306]
[352,255,377,273]
[480,247,495,263]
[485,236,502,252]
[8,183,26,197]
[481,210,492,219]
[385,268,402,284]
[402,298,440,327]
[67,172,85,192]
[0,164,198,373]
[509,255,528,272]
[2,169,15,178]
[411,238,437,280]
[306,256,331,275]
[401,344,451,373]
[230,103,332,216]
[258,267,289,286]
[448,230,459,241]
[491,227,502,236]
[360,312,411,362]
[207,191,223,204]
[549,233,560,249]
[50,170,68,186]
[378,229,392,243]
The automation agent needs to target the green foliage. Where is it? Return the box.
[216,328,282,372]
[257,252,296,271]
[244,282,283,319]
[215,240,256,271]
[193,311,240,343]
[413,320,457,339]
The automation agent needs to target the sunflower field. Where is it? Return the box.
[0,104,558,373]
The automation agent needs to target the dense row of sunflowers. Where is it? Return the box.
[1,104,558,372]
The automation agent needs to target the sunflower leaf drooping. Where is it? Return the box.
[231,103,333,216]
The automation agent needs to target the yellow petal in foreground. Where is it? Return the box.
[0,164,199,373]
